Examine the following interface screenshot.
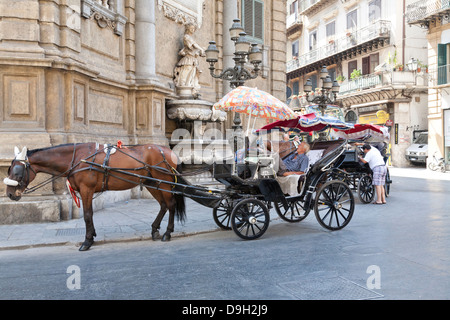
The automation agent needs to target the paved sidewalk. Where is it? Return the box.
[0,166,447,250]
[0,197,229,250]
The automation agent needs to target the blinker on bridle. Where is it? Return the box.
[3,159,34,188]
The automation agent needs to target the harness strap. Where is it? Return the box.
[155,146,177,186]
[101,144,113,192]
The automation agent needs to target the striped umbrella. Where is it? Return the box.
[255,112,354,134]
[213,86,297,121]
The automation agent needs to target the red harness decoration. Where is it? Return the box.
[66,180,81,208]
[116,140,128,149]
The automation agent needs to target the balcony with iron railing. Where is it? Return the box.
[287,13,303,38]
[338,70,428,95]
[406,0,450,26]
[298,0,335,16]
[287,20,391,75]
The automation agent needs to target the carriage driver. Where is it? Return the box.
[278,142,310,176]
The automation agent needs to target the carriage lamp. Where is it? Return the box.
[303,65,340,116]
[205,18,263,130]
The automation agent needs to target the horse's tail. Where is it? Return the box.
[173,162,186,224]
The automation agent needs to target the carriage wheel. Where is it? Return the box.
[385,168,391,197]
[213,198,232,230]
[231,198,270,240]
[273,199,309,223]
[314,180,354,231]
[357,174,375,204]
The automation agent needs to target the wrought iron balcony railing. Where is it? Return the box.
[406,0,450,25]
[338,70,428,95]
[287,20,391,74]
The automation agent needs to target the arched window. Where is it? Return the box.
[345,110,358,123]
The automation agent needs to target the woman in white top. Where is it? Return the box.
[358,144,387,204]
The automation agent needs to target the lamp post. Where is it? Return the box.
[303,65,340,116]
[205,19,263,130]
[407,58,419,72]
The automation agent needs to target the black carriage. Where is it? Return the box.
[330,144,391,204]
[207,139,355,240]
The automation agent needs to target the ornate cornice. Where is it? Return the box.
[157,0,205,28]
[81,0,127,36]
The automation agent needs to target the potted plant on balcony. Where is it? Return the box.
[336,75,346,84]
[395,64,404,71]
[350,69,362,80]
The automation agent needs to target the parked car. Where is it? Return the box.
[405,132,428,164]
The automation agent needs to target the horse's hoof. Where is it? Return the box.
[152,231,161,241]
[161,234,171,242]
[79,240,93,251]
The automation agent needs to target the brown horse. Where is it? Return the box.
[3,143,186,251]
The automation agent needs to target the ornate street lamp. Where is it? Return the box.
[407,58,419,72]
[205,18,263,129]
[303,65,340,116]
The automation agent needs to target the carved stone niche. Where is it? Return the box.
[81,0,127,36]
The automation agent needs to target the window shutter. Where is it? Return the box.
[254,0,264,40]
[362,57,370,75]
[438,43,447,85]
[243,0,253,36]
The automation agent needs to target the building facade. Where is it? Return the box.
[0,0,287,223]
[406,0,450,170]
[286,0,429,167]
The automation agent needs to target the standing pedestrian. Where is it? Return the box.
[358,144,387,204]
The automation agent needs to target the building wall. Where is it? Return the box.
[426,20,450,169]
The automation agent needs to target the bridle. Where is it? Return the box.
[5,144,78,194]
[6,158,36,190]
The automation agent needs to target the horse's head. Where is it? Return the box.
[3,147,36,201]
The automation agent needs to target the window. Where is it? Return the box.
[345,110,358,124]
[370,53,379,74]
[438,43,449,85]
[310,74,318,91]
[362,57,370,75]
[362,54,380,75]
[369,0,381,22]
[309,30,317,51]
[242,0,264,42]
[293,81,299,95]
[347,9,357,30]
[290,0,298,16]
[328,67,336,81]
[348,60,357,80]
[292,40,299,58]
[326,21,335,39]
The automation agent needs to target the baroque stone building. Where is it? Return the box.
[0,0,287,223]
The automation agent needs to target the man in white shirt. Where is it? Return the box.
[358,144,387,204]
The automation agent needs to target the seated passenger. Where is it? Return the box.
[278,142,310,176]
[276,142,310,196]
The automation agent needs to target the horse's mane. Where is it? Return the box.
[27,143,84,157]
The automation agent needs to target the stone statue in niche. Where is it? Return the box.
[173,23,206,99]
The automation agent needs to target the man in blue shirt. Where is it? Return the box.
[280,142,310,176]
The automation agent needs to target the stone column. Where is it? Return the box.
[222,0,238,95]
[135,0,158,82]
[222,0,240,132]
